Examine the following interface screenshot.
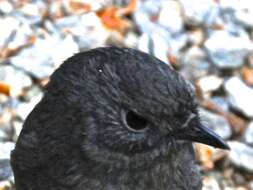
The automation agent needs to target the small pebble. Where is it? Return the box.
[205,31,253,69]
[228,141,253,173]
[243,122,253,145]
[225,77,253,118]
[197,75,223,97]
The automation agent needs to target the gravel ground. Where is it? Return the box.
[0,0,253,189]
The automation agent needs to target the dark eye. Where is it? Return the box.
[124,111,148,132]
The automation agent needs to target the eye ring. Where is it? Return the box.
[121,110,148,132]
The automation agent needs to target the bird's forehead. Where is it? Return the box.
[117,73,195,117]
[91,48,197,114]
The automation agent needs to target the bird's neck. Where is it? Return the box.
[44,142,201,190]
[77,143,202,190]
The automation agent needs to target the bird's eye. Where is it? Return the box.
[124,111,148,132]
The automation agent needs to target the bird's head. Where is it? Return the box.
[47,47,229,169]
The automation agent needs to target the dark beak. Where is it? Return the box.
[174,123,230,150]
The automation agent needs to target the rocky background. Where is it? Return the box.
[0,0,253,189]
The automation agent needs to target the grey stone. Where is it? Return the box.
[134,0,161,34]
[0,122,12,142]
[138,31,187,65]
[205,31,253,69]
[15,96,42,121]
[0,17,20,48]
[0,159,13,181]
[10,34,78,79]
[225,77,253,118]
[12,119,23,142]
[0,142,15,160]
[54,15,81,29]
[0,142,14,182]
[55,13,109,49]
[211,97,230,112]
[124,32,139,48]
[10,45,54,79]
[0,0,13,14]
[186,29,205,46]
[47,34,79,68]
[23,85,43,102]
[19,2,45,17]
[243,122,253,145]
[78,13,109,49]
[44,20,61,36]
[202,174,221,190]
[138,32,170,64]
[134,0,188,64]
[0,130,8,142]
[0,180,13,189]
[249,180,253,190]
[158,0,183,34]
[197,75,223,96]
[220,0,253,28]
[180,46,210,82]
[168,33,188,58]
[228,141,253,173]
[14,85,43,122]
[0,65,32,97]
[179,0,219,27]
[9,21,34,50]
[0,100,13,142]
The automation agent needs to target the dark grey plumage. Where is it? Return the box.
[11,47,228,190]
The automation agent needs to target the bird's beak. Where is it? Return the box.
[174,123,230,150]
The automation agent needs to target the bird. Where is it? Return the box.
[11,47,229,190]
